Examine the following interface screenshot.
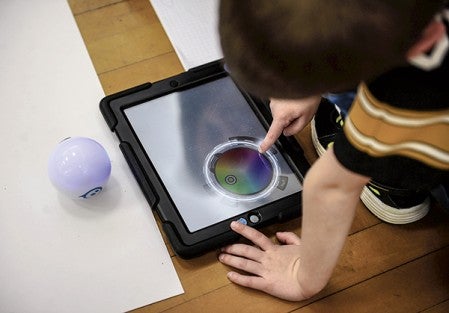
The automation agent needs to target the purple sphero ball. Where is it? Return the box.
[48,137,111,199]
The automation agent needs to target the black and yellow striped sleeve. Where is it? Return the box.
[344,82,449,170]
[334,83,449,189]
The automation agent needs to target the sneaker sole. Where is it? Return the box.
[360,186,430,224]
[310,118,430,224]
[310,118,327,156]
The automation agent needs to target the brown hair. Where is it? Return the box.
[219,0,444,98]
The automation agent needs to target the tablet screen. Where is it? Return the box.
[124,76,302,232]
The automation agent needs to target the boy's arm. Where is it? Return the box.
[298,147,369,296]
[219,147,370,301]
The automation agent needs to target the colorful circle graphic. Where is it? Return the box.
[214,147,273,195]
[204,139,279,201]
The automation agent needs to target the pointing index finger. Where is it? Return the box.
[259,119,285,153]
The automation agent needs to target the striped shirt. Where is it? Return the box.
[344,82,449,170]
[334,8,449,189]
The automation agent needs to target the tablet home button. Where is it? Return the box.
[248,213,261,224]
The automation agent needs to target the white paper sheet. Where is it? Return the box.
[0,1,183,312]
[149,0,223,70]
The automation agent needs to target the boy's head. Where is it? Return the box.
[219,0,444,99]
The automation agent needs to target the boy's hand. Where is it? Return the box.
[259,96,321,153]
[219,221,308,301]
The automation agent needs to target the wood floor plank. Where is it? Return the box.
[330,207,449,291]
[72,0,174,74]
[294,247,449,313]
[421,300,449,313]
[68,0,123,15]
[98,52,183,94]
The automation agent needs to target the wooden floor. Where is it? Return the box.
[68,1,449,312]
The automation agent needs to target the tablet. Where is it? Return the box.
[100,61,309,258]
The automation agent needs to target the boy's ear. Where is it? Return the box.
[406,20,446,59]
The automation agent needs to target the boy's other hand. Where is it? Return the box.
[219,221,309,301]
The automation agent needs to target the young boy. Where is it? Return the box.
[217,0,449,301]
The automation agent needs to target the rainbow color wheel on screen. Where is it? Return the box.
[204,138,280,201]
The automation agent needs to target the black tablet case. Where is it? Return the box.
[100,60,309,258]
